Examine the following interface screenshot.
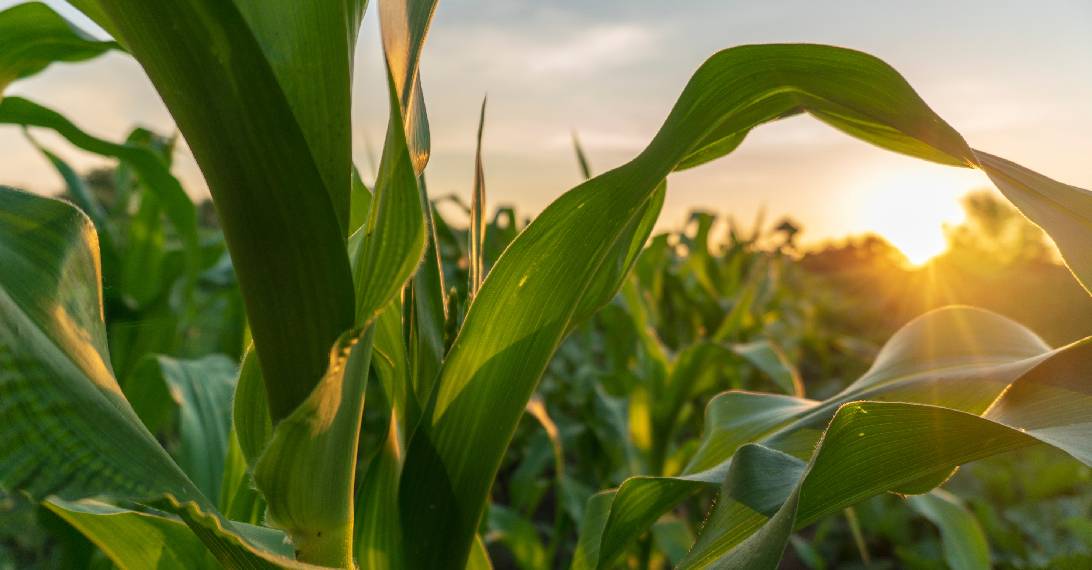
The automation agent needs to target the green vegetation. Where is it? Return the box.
[1,2,1090,569]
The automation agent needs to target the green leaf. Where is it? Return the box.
[24,133,109,238]
[572,132,593,180]
[124,355,237,502]
[242,65,427,562]
[379,0,438,173]
[681,341,1092,567]
[907,489,991,570]
[0,187,295,567]
[70,0,358,421]
[46,498,218,569]
[731,340,803,397]
[349,76,427,326]
[467,535,494,570]
[0,97,201,301]
[219,428,266,524]
[398,178,665,566]
[47,498,299,569]
[685,392,818,476]
[0,186,199,504]
[253,330,374,568]
[398,42,1092,568]
[355,414,405,569]
[576,307,1081,568]
[469,97,487,298]
[975,151,1092,296]
[370,298,413,425]
[376,0,445,420]
[350,168,373,236]
[404,200,449,427]
[572,491,617,570]
[0,2,116,96]
[232,347,272,470]
[487,504,547,570]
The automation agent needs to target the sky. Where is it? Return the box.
[3,0,1092,264]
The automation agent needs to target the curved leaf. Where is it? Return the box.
[46,498,219,569]
[0,187,301,568]
[349,76,427,326]
[907,489,991,570]
[124,354,237,501]
[47,498,297,569]
[0,186,199,504]
[0,2,116,96]
[0,97,201,297]
[576,307,1077,568]
[469,97,487,298]
[232,347,272,470]
[253,330,373,568]
[677,339,1092,567]
[253,45,429,570]
[398,43,1092,567]
[69,0,358,421]
[731,341,802,397]
[379,0,438,173]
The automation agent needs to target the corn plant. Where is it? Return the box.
[488,215,815,568]
[2,1,1092,569]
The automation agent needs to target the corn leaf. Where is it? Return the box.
[380,0,446,427]
[0,186,199,504]
[46,498,221,568]
[355,414,406,569]
[124,355,237,502]
[65,0,359,420]
[0,186,297,567]
[907,489,991,570]
[680,350,1092,568]
[397,43,1092,568]
[379,0,438,173]
[0,2,116,97]
[232,348,272,470]
[0,97,200,294]
[349,78,427,326]
[572,132,593,180]
[469,97,487,298]
[253,330,374,567]
[731,340,803,397]
[46,498,296,569]
[220,428,266,524]
[487,504,547,570]
[578,308,1092,569]
[251,48,429,569]
[24,133,109,239]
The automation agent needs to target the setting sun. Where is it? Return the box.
[850,165,992,266]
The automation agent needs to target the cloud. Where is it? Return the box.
[528,23,657,76]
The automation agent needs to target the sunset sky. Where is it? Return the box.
[3,0,1091,263]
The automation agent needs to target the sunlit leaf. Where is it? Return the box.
[66,0,359,420]
[0,97,200,298]
[0,186,296,567]
[398,42,1092,568]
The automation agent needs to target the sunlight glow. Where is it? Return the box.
[850,165,991,266]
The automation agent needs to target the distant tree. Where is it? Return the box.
[799,233,909,274]
[939,189,1052,270]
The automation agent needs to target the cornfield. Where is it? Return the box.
[1,1,1090,569]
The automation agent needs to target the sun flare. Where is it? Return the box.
[851,165,990,266]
